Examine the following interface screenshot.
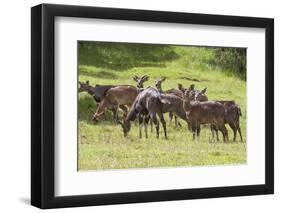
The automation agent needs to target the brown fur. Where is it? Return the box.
[79,81,128,123]
[155,77,184,128]
[92,85,138,122]
[183,90,229,142]
[178,84,208,102]
[212,101,243,142]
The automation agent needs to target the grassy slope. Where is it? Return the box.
[78,45,247,171]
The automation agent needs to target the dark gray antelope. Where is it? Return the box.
[183,89,229,142]
[78,80,114,103]
[119,87,168,139]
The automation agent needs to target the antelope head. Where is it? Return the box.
[183,89,196,102]
[155,77,166,92]
[133,75,149,89]
[78,80,90,93]
[118,119,131,137]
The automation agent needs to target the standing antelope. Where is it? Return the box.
[212,101,243,142]
[92,85,138,122]
[119,87,168,139]
[183,89,229,142]
[181,85,242,142]
[155,77,184,128]
[178,84,208,102]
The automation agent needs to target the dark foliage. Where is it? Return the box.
[211,48,247,80]
[78,41,179,70]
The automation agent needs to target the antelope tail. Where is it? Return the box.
[237,106,242,116]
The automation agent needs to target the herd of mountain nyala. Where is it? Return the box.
[78,75,243,142]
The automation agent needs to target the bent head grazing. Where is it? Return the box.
[92,112,104,122]
[118,119,131,137]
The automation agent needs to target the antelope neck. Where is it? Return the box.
[183,99,192,109]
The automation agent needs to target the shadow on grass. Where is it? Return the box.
[80,68,118,79]
[78,41,179,71]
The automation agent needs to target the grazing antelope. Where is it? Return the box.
[119,87,168,139]
[133,75,149,89]
[92,85,138,122]
[155,77,184,128]
[78,81,128,122]
[183,89,229,142]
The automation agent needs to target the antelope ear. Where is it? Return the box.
[142,75,149,81]
[78,81,82,85]
[133,75,139,81]
[86,80,89,85]
[189,84,195,90]
[161,77,166,82]
[178,83,183,90]
[201,87,207,94]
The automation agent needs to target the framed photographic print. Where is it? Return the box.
[31,3,274,209]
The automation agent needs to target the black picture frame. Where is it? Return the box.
[31,3,274,209]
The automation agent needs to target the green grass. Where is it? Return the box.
[78,44,247,171]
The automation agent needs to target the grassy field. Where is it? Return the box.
[78,43,247,171]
